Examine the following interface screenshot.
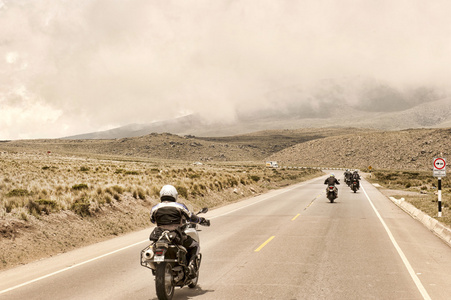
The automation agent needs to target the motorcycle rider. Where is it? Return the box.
[324,173,340,197]
[150,185,209,278]
[351,171,361,189]
[344,169,352,186]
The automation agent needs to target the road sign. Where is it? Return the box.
[433,157,446,177]
[368,166,372,170]
[434,158,446,170]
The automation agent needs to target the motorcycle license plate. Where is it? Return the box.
[154,255,164,262]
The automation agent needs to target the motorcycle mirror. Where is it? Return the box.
[198,207,208,214]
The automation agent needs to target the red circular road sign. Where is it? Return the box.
[434,158,446,170]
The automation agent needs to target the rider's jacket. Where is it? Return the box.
[324,177,340,186]
[150,201,201,226]
[352,173,361,181]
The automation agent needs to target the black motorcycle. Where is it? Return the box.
[141,208,210,300]
[351,181,359,193]
[326,185,338,203]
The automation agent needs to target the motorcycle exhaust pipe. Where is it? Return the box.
[144,249,154,260]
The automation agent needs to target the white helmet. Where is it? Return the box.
[159,185,178,202]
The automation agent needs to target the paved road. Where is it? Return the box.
[1,173,451,299]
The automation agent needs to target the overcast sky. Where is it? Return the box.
[1,0,451,139]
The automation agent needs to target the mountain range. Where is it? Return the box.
[64,97,451,139]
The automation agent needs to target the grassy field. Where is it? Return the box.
[0,152,321,219]
[0,152,323,270]
[367,170,451,227]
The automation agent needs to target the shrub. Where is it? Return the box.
[27,200,41,217]
[188,173,200,179]
[4,199,17,213]
[228,178,238,187]
[71,197,91,217]
[151,186,160,198]
[6,189,30,197]
[112,185,124,194]
[176,186,188,199]
[19,212,28,221]
[36,199,58,211]
[25,199,58,216]
[105,195,112,204]
[138,188,146,200]
[250,175,260,182]
[215,181,223,190]
[80,166,90,172]
[125,171,140,175]
[72,184,89,190]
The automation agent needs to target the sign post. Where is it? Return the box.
[433,158,446,217]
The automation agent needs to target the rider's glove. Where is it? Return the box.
[200,217,210,227]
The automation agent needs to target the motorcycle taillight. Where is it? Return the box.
[155,249,164,256]
[329,187,334,189]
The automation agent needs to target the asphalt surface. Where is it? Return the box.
[1,172,451,299]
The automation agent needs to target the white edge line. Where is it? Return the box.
[361,184,431,300]
[0,240,148,295]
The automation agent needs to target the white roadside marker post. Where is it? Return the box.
[438,177,442,218]
[433,157,446,218]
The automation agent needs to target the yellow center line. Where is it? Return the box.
[291,213,300,221]
[254,236,275,252]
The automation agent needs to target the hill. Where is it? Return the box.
[2,128,367,163]
[268,128,451,171]
[3,127,451,171]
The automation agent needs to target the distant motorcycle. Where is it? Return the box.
[345,177,351,186]
[326,185,338,203]
[351,181,359,193]
[141,208,210,300]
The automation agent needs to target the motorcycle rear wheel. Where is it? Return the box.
[155,262,174,300]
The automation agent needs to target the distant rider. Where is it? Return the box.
[324,174,340,197]
[351,171,361,189]
[150,185,210,278]
[344,169,352,185]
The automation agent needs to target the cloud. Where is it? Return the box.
[1,0,451,139]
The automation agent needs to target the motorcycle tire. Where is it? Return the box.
[155,262,175,300]
[188,269,199,288]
